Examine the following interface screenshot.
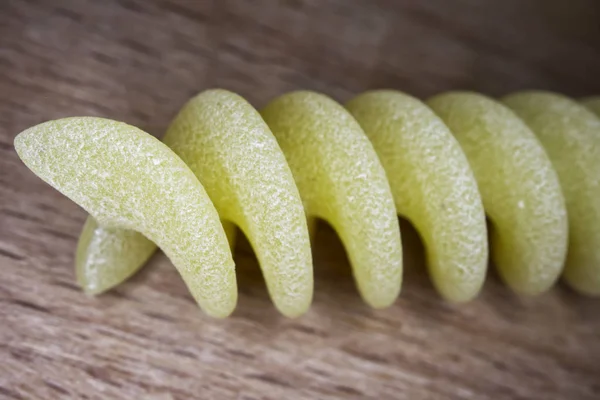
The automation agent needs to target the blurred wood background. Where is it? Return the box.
[1,0,600,399]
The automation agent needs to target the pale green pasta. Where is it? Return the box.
[14,89,600,320]
[504,92,600,295]
[262,92,403,308]
[346,91,487,302]
[77,90,313,318]
[428,92,567,294]
[582,96,600,117]
[15,117,237,317]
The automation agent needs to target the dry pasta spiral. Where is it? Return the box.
[14,89,600,318]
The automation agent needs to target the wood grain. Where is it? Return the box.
[1,0,600,399]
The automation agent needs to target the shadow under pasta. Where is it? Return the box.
[229,227,276,316]
[398,216,439,303]
[311,218,367,314]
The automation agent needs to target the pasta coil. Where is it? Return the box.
[14,89,600,317]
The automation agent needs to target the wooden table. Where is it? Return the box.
[1,1,599,399]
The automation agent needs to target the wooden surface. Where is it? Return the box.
[1,0,600,399]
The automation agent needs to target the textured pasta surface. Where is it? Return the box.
[346,91,487,302]
[14,117,236,317]
[262,91,403,308]
[13,89,600,318]
[78,90,313,317]
[504,92,600,295]
[428,92,567,295]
